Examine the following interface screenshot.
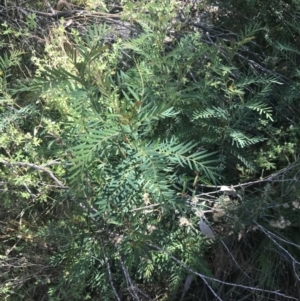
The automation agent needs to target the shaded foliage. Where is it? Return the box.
[0,0,300,300]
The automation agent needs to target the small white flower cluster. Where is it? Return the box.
[282,201,300,209]
[143,192,150,205]
[191,196,199,204]
[269,216,291,229]
[179,217,192,227]
[113,234,124,245]
[147,225,157,233]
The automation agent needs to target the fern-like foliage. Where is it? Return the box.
[22,26,219,211]
[2,1,300,300]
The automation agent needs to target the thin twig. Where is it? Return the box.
[254,221,300,281]
[1,160,67,188]
[91,239,121,301]
[131,203,160,212]
[118,253,146,301]
[148,243,223,301]
[219,239,250,279]
[198,159,300,190]
[147,243,298,300]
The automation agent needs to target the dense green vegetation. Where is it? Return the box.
[0,0,300,300]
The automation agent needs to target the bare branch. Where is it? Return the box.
[1,160,67,189]
[91,239,121,301]
[254,221,300,281]
[198,159,300,190]
[131,203,160,212]
[147,243,298,300]
[147,243,223,301]
[219,239,250,279]
[118,254,141,300]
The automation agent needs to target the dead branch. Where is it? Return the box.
[147,243,298,300]
[1,160,67,189]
